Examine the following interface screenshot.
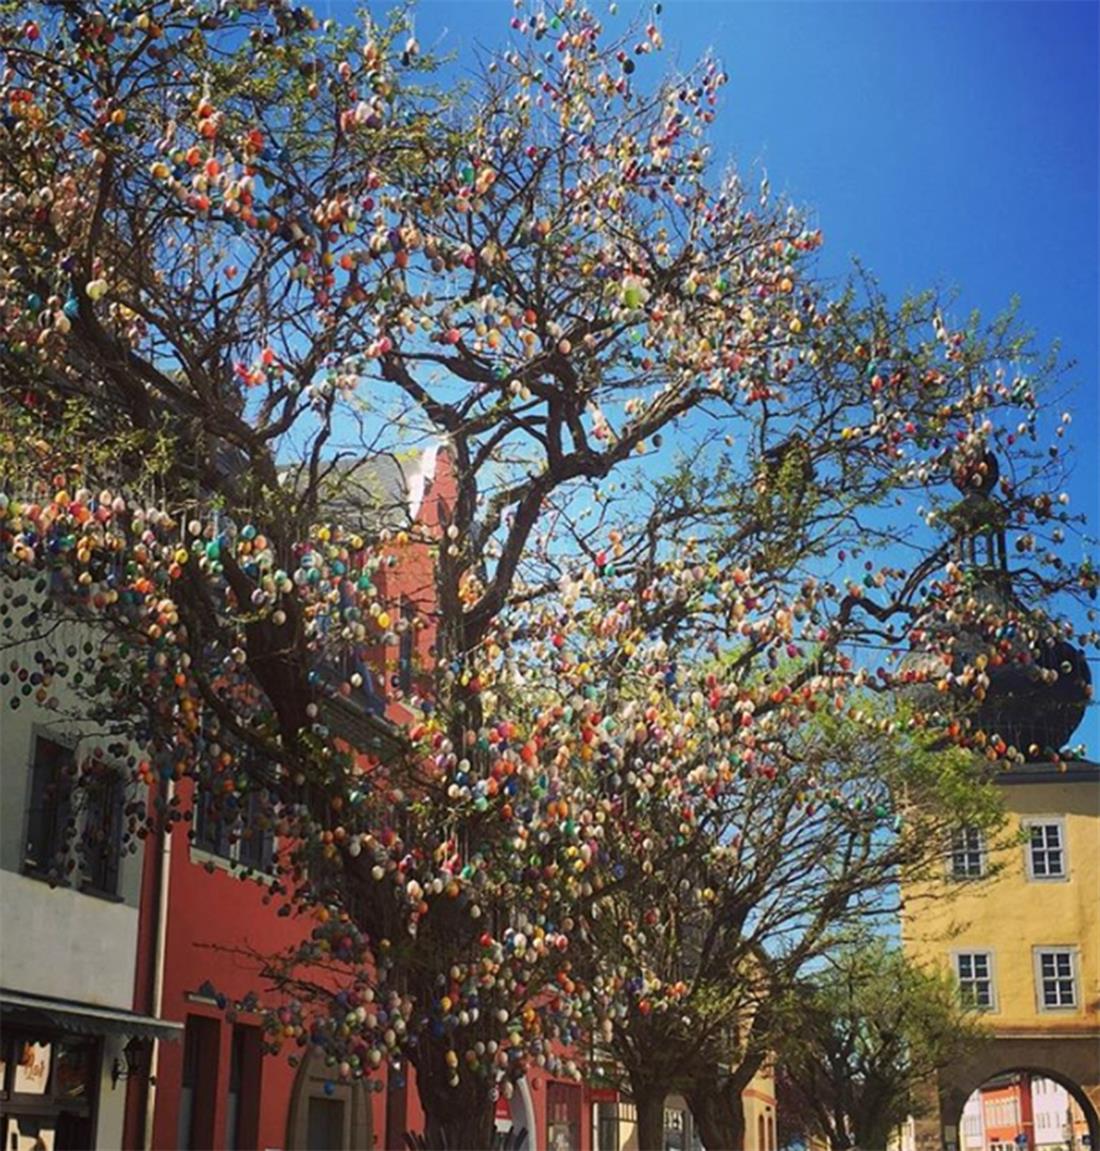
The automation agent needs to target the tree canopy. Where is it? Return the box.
[774,938,986,1151]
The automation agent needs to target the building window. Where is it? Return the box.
[1025,820,1066,880]
[178,1015,220,1149]
[950,826,985,878]
[225,1024,262,1150]
[546,1082,581,1151]
[80,764,124,895]
[955,952,995,1010]
[237,792,275,873]
[193,785,274,873]
[596,1102,619,1151]
[24,736,75,877]
[24,736,126,895]
[193,783,230,859]
[1035,948,1077,1010]
[664,1105,687,1151]
[225,1025,244,1150]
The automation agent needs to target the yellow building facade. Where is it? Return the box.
[740,1064,779,1151]
[902,760,1100,1148]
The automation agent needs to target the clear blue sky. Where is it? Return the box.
[336,0,1100,749]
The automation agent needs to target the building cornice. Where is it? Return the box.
[993,762,1100,786]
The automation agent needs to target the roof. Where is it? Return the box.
[279,443,443,534]
[324,693,409,759]
[0,987,183,1042]
[305,454,410,532]
[994,759,1100,787]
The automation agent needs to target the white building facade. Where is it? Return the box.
[0,593,177,1149]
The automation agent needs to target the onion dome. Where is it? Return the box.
[898,452,1092,758]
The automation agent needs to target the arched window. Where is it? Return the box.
[757,1114,766,1150]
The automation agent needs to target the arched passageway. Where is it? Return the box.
[952,1069,1096,1151]
[934,1038,1100,1151]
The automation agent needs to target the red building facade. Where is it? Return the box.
[119,447,602,1150]
[981,1076,1035,1151]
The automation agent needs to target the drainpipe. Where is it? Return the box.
[143,778,174,1150]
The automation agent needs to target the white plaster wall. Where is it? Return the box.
[94,1033,129,1149]
[0,869,138,1007]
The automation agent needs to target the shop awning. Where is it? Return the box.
[0,988,183,1042]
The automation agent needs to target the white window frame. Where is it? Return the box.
[952,950,997,1012]
[948,825,986,879]
[1023,816,1068,881]
[1034,946,1079,1012]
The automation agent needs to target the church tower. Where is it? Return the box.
[899,450,1091,760]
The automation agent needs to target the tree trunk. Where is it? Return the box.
[686,1079,744,1151]
[627,1073,671,1151]
[687,1054,764,1151]
[852,1115,894,1151]
[411,1032,496,1150]
[423,1100,495,1151]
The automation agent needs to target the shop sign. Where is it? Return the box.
[14,1042,51,1095]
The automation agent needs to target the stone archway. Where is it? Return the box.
[286,1046,376,1150]
[934,1037,1100,1151]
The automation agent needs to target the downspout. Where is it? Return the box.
[143,778,174,1150]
